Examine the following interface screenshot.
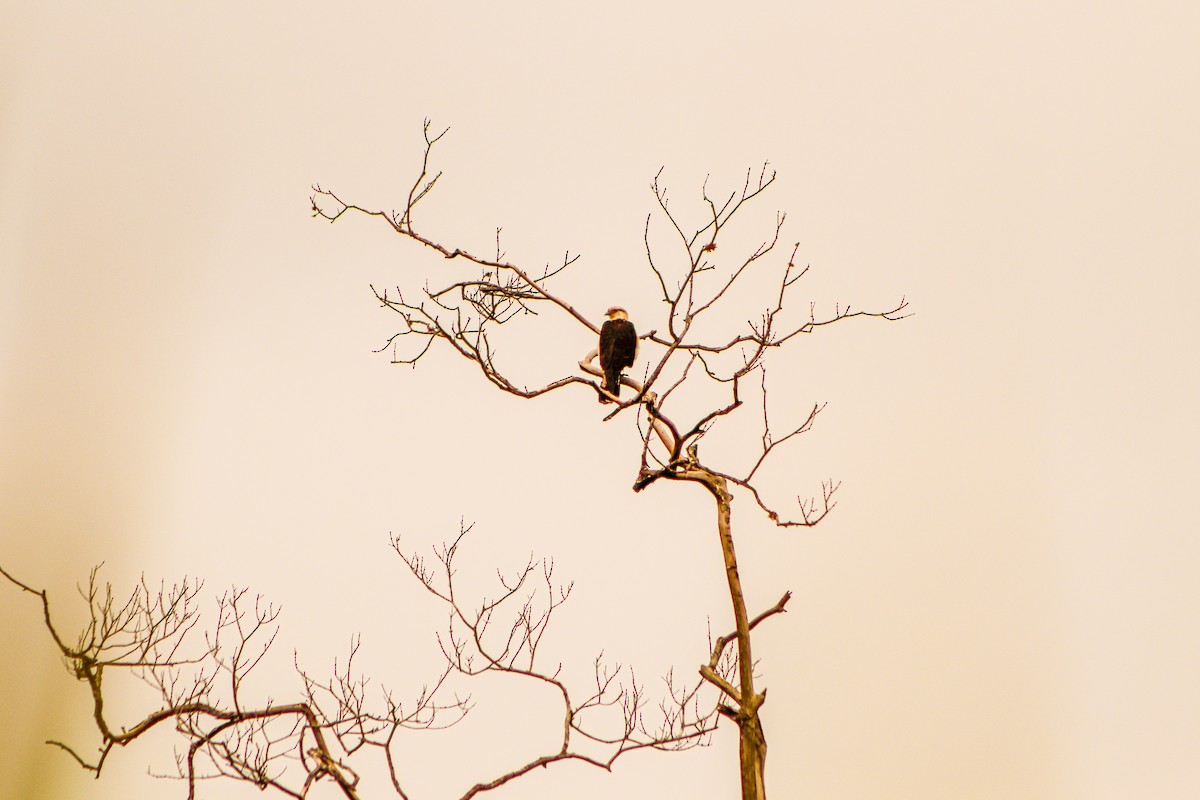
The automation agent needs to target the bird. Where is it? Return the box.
[598,306,638,403]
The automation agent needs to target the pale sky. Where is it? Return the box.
[2,2,1198,799]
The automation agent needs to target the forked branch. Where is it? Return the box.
[390,522,719,798]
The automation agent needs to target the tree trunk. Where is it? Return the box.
[702,472,768,800]
[739,714,767,800]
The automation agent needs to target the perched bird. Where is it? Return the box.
[598,306,638,403]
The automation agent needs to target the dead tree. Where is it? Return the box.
[309,120,909,799]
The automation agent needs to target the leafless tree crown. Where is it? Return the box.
[312,120,907,521]
[310,122,906,799]
[3,121,906,800]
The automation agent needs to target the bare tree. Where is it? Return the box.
[307,121,909,799]
[5,121,905,799]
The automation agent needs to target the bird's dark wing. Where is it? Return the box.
[614,320,638,370]
[599,320,617,369]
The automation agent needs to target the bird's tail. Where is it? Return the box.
[601,367,621,403]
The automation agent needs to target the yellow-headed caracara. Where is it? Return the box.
[598,307,637,403]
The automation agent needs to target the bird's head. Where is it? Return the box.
[605,306,629,321]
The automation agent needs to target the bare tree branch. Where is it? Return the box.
[1,564,470,799]
[391,523,719,799]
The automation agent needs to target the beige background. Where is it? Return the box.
[3,2,1197,798]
